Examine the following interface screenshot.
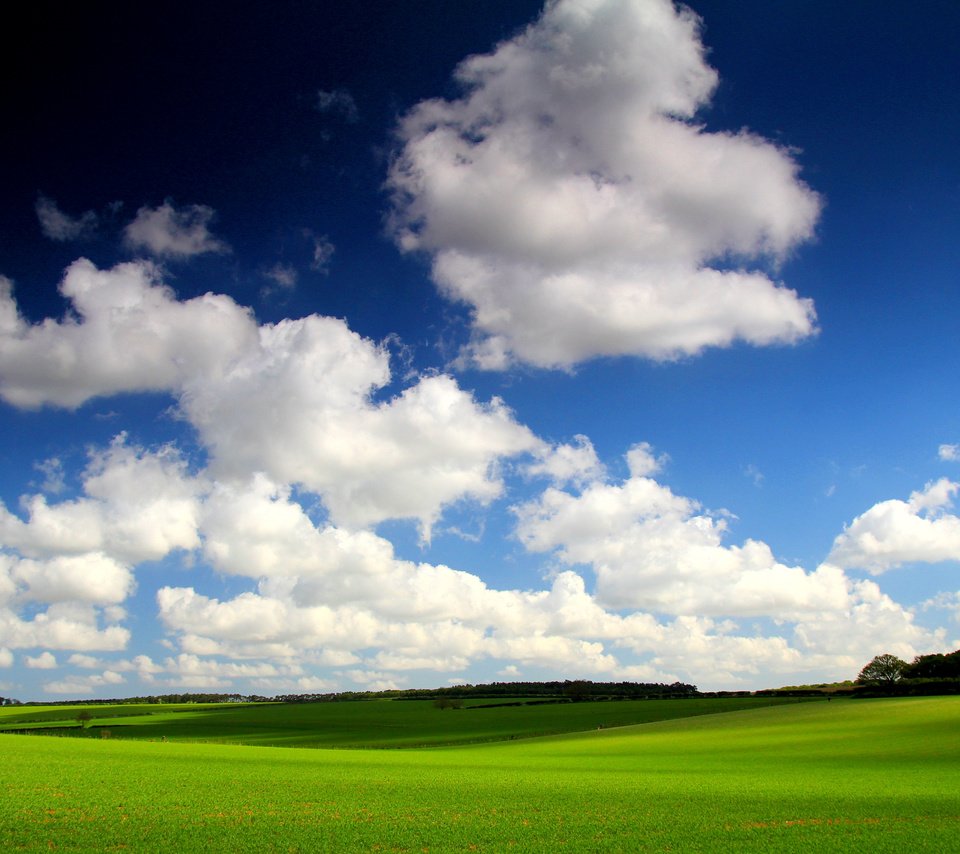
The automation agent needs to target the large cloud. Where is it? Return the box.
[0,259,538,535]
[387,0,820,369]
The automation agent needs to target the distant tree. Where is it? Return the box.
[857,654,908,685]
[433,697,452,710]
[76,710,93,728]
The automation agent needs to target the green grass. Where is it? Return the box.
[1,697,957,851]
[0,696,812,748]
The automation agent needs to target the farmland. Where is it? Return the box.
[1,696,958,851]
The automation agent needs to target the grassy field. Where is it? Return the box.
[0,695,811,748]
[1,696,957,851]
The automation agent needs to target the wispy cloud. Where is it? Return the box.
[35,195,98,242]
[124,201,230,259]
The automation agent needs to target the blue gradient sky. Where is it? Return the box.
[1,0,958,699]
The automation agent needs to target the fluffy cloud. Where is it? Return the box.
[0,259,257,408]
[0,259,538,534]
[123,201,230,258]
[0,438,201,564]
[515,444,848,617]
[35,196,98,242]
[387,0,820,369]
[940,444,960,462]
[26,651,57,669]
[181,320,538,535]
[525,435,605,487]
[828,479,960,573]
[0,603,129,651]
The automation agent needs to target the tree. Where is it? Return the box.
[76,710,93,728]
[857,653,907,685]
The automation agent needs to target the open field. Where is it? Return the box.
[1,697,958,851]
[0,696,811,748]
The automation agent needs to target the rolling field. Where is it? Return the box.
[1,697,958,851]
[0,696,810,748]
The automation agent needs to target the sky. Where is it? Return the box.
[1,0,958,700]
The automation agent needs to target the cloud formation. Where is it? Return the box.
[388,0,820,368]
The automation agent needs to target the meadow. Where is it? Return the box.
[0,695,808,748]
[1,697,957,851]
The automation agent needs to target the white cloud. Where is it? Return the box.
[0,647,12,668]
[26,651,57,669]
[124,201,230,258]
[940,444,960,462]
[0,259,258,409]
[182,322,539,536]
[0,260,538,536]
[515,445,847,617]
[35,196,98,242]
[1,437,201,566]
[387,0,820,369]
[34,457,66,494]
[0,603,129,651]
[828,479,960,573]
[11,554,133,605]
[525,434,605,486]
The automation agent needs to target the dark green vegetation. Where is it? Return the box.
[1,698,957,851]
[855,649,960,697]
[0,696,806,748]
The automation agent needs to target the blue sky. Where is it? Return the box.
[1,0,958,700]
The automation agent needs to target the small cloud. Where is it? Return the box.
[498,664,521,678]
[35,195,98,242]
[26,651,58,669]
[940,444,960,462]
[124,201,230,259]
[303,230,335,274]
[315,88,359,123]
[744,464,765,488]
[261,263,299,299]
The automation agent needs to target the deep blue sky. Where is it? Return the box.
[1,1,958,700]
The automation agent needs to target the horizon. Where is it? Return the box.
[1,0,959,702]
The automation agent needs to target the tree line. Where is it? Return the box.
[855,648,960,696]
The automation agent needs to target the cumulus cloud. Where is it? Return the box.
[940,444,960,462]
[0,259,258,408]
[0,602,129,651]
[0,260,537,536]
[387,0,820,369]
[124,201,230,258]
[35,196,98,242]
[828,479,960,573]
[515,444,848,617]
[26,651,57,669]
[0,437,202,565]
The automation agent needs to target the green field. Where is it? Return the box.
[0,696,810,748]
[1,697,957,851]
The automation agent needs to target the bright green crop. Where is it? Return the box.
[1,697,956,851]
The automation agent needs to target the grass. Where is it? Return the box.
[1,697,957,851]
[0,696,814,748]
